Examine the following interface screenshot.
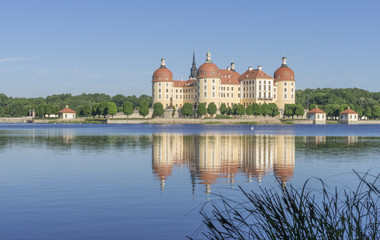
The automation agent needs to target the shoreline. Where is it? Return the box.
[1,117,380,125]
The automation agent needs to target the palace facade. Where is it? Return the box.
[152,50,295,111]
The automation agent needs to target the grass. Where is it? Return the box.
[214,115,233,119]
[188,171,380,240]
[234,121,258,125]
[205,121,222,124]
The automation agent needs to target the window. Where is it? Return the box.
[166,89,168,93]
[284,82,287,86]
[204,92,207,97]
[284,88,287,92]
[212,79,215,83]
[204,79,207,83]
[291,94,294,99]
[212,92,215,97]
[204,72,206,76]
[166,83,168,86]
[159,94,161,99]
[212,72,215,76]
[227,93,229,97]
[176,89,178,93]
[227,87,229,91]
[231,87,234,91]
[291,88,294,92]
[212,86,215,90]
[204,86,207,90]
[166,94,169,99]
[284,94,287,99]
[238,87,240,91]
[274,94,276,98]
[159,89,161,93]
[231,93,234,97]
[159,83,161,87]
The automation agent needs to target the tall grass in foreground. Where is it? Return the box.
[189,171,380,240]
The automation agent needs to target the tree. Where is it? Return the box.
[92,103,100,118]
[107,102,118,117]
[97,102,108,117]
[111,94,127,108]
[45,104,52,118]
[252,103,261,116]
[261,103,270,116]
[153,102,164,117]
[294,104,304,118]
[309,104,317,110]
[268,103,280,117]
[219,103,227,115]
[284,104,295,118]
[372,105,380,119]
[181,103,193,117]
[139,100,150,118]
[197,103,207,117]
[53,106,60,116]
[364,106,372,119]
[207,102,217,116]
[226,107,232,116]
[235,104,245,116]
[231,104,238,115]
[83,105,92,117]
[38,104,46,118]
[123,101,134,118]
[246,105,254,115]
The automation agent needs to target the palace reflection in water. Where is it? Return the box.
[152,134,295,193]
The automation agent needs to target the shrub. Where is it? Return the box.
[189,171,380,240]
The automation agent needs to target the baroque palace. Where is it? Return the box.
[152,50,295,111]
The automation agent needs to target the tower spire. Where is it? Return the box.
[189,50,198,79]
[206,49,211,63]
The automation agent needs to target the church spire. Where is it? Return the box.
[189,50,198,79]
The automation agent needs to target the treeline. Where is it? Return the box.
[0,93,152,117]
[153,102,281,118]
[296,88,380,118]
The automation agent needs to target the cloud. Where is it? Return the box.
[0,57,39,63]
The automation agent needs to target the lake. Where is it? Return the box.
[0,124,379,239]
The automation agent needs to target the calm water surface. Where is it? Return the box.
[0,124,379,239]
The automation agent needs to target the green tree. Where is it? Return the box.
[246,105,254,115]
[364,106,372,119]
[197,103,207,117]
[92,103,100,118]
[153,102,164,117]
[53,106,60,116]
[309,103,317,110]
[235,104,245,116]
[111,94,127,108]
[207,102,217,116]
[139,100,149,118]
[219,103,227,115]
[123,101,134,117]
[38,104,46,118]
[268,103,280,117]
[371,105,380,119]
[226,107,232,116]
[261,103,270,116]
[181,103,193,117]
[107,102,118,117]
[294,104,304,117]
[83,105,92,117]
[252,103,261,116]
[284,104,295,118]
[45,104,52,118]
[98,102,108,117]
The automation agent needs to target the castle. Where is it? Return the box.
[152,50,295,112]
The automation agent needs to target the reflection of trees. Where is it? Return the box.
[0,130,152,152]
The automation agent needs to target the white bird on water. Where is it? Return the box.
[251,126,254,131]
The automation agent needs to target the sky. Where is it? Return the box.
[0,0,379,98]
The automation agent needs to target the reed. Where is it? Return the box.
[189,171,380,240]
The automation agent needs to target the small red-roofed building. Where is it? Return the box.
[58,106,76,119]
[307,106,326,124]
[339,107,358,124]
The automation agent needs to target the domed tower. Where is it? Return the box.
[152,58,174,108]
[197,50,221,107]
[274,57,295,110]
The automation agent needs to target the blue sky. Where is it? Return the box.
[0,0,379,97]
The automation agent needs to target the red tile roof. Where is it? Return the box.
[152,67,174,82]
[238,69,273,81]
[340,108,358,114]
[173,79,196,87]
[307,107,325,114]
[59,107,76,114]
[220,69,240,85]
